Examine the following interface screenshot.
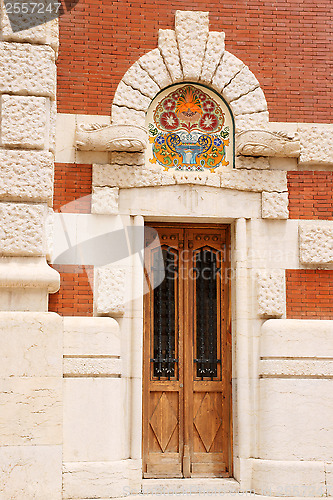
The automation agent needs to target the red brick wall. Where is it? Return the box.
[49,265,94,316]
[286,270,333,320]
[54,163,92,213]
[287,171,333,220]
[57,0,331,122]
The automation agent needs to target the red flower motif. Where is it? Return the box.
[160,111,179,130]
[163,98,176,111]
[203,100,216,112]
[199,113,219,132]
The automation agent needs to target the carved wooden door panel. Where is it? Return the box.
[143,224,232,478]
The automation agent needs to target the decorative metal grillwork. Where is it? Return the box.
[152,247,178,379]
[194,248,221,379]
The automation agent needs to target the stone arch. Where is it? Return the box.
[111,10,269,133]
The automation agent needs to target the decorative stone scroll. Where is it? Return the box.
[75,123,147,152]
[146,83,233,172]
[236,130,300,157]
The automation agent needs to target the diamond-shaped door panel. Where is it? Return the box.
[194,392,222,452]
[150,392,178,452]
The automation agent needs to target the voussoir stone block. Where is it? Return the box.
[262,192,289,219]
[222,66,259,103]
[158,29,183,83]
[1,95,47,149]
[0,150,53,203]
[113,81,151,113]
[298,125,333,166]
[91,187,119,215]
[200,31,225,85]
[175,10,209,81]
[257,270,285,318]
[0,42,56,98]
[212,51,245,92]
[138,48,172,89]
[96,265,126,316]
[230,87,268,116]
[111,105,146,127]
[0,203,46,256]
[122,61,160,99]
[299,223,333,265]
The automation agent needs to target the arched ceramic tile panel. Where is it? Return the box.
[145,83,234,172]
[111,10,269,133]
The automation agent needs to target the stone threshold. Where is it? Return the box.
[141,477,241,494]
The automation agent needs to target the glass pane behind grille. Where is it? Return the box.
[152,247,177,379]
[195,248,220,379]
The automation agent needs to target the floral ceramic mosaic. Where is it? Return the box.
[146,84,233,172]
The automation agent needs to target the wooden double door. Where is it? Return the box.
[143,224,232,478]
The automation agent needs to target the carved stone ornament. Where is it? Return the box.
[236,129,300,157]
[75,123,148,152]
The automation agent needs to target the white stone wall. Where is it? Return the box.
[254,319,333,496]
[63,316,141,499]
[0,312,63,499]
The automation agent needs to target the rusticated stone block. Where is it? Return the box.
[212,51,245,92]
[109,151,145,166]
[1,95,47,149]
[230,87,267,116]
[0,203,46,256]
[298,125,333,166]
[0,42,56,98]
[93,163,162,189]
[222,66,259,102]
[257,270,285,318]
[220,170,287,193]
[175,10,209,81]
[113,81,151,112]
[0,150,53,203]
[49,99,56,152]
[138,48,172,89]
[299,223,333,265]
[262,192,289,219]
[158,29,183,83]
[200,31,225,84]
[111,105,146,127]
[122,61,159,99]
[235,156,270,170]
[0,1,59,51]
[96,265,126,316]
[91,187,119,215]
[234,111,269,132]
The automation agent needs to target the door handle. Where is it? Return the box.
[180,383,183,388]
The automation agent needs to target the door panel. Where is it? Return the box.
[143,224,231,478]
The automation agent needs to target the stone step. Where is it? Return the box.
[141,478,241,495]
